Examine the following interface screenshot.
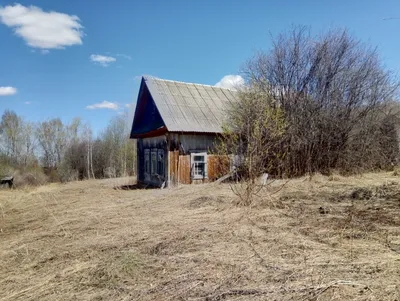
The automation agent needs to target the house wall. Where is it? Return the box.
[167,133,225,186]
[168,133,219,154]
[138,133,228,187]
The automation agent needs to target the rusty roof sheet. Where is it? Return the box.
[144,76,238,133]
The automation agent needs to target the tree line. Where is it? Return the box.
[0,110,136,185]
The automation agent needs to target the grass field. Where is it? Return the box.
[1,173,400,300]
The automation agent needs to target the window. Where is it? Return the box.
[151,150,157,175]
[191,152,207,179]
[144,149,150,176]
[158,150,164,176]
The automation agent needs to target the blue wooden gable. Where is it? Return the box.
[130,78,166,138]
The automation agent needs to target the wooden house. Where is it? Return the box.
[130,76,238,187]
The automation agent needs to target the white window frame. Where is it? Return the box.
[190,152,208,179]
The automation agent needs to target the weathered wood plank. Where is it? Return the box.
[178,155,191,184]
[169,150,179,185]
[208,155,230,181]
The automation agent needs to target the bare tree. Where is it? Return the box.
[21,121,37,166]
[36,118,66,169]
[0,110,23,163]
[82,123,95,179]
[243,26,399,176]
[100,114,136,177]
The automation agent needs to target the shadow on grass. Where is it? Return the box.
[114,183,158,190]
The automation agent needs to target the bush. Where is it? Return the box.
[57,163,79,183]
[12,168,48,188]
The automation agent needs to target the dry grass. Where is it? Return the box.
[1,173,400,300]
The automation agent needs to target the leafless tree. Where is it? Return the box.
[82,123,95,179]
[243,26,399,176]
[20,121,37,166]
[100,114,136,177]
[36,118,66,169]
[0,110,23,163]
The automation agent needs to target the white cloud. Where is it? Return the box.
[0,4,83,50]
[24,101,31,105]
[90,54,116,67]
[116,53,132,60]
[125,103,136,111]
[86,101,119,110]
[0,86,17,96]
[215,75,245,90]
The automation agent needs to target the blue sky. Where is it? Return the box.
[1,0,400,134]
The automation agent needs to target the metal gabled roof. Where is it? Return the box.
[143,76,238,134]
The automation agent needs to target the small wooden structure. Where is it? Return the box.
[130,76,236,187]
[0,176,13,188]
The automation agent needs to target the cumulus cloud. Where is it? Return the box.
[0,4,83,50]
[215,75,245,90]
[86,101,119,110]
[90,54,116,67]
[0,86,17,96]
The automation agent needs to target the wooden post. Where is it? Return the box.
[167,133,171,188]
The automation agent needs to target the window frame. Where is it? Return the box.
[190,151,208,179]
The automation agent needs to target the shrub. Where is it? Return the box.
[12,168,48,188]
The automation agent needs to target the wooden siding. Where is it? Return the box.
[169,150,179,186]
[207,155,230,181]
[168,133,219,155]
[178,155,191,184]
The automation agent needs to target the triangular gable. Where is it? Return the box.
[130,78,167,138]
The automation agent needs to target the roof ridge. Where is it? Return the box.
[142,75,236,91]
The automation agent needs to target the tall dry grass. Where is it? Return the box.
[0,173,399,300]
